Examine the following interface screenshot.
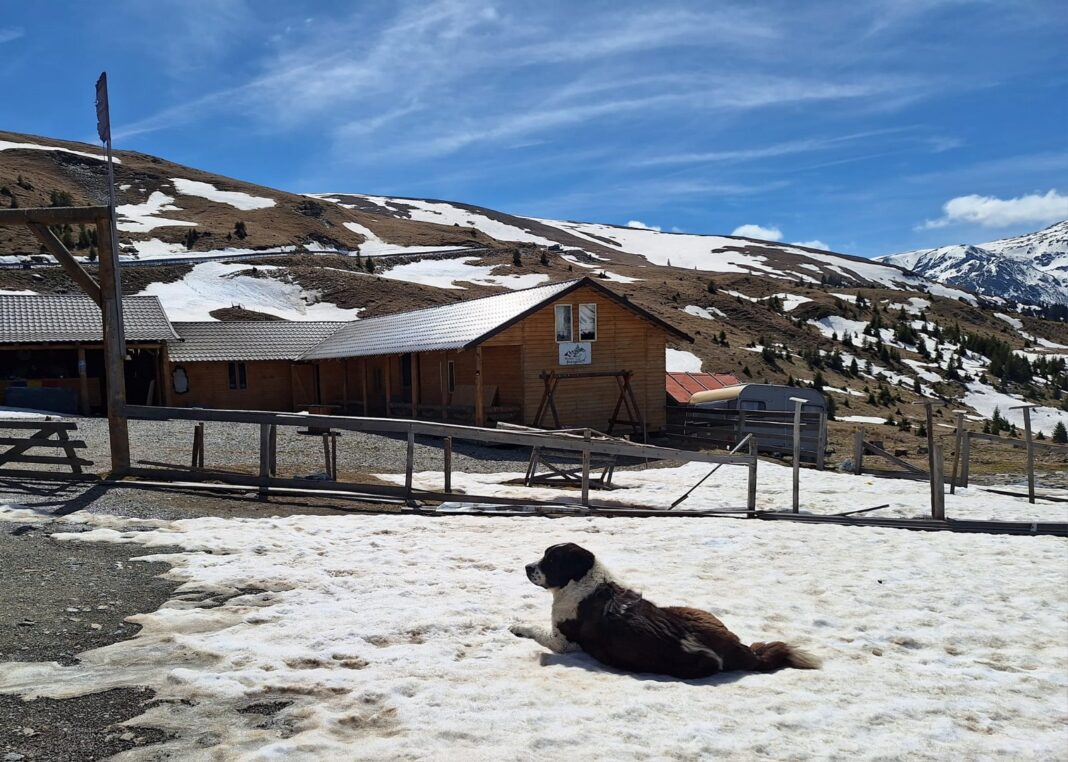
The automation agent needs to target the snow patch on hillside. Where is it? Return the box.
[682,305,726,320]
[963,382,1068,434]
[136,261,362,321]
[116,192,196,233]
[342,222,469,257]
[171,178,276,211]
[0,138,119,163]
[378,257,549,291]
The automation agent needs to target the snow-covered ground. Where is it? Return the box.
[838,415,890,425]
[0,471,1065,760]
[342,222,470,258]
[0,405,69,419]
[378,257,550,290]
[963,381,1068,435]
[666,348,703,372]
[0,138,119,163]
[681,305,727,320]
[136,261,362,321]
[171,178,276,211]
[117,191,196,233]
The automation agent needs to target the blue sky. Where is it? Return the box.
[1,0,1066,257]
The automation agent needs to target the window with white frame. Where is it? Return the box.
[578,303,597,341]
[554,304,573,342]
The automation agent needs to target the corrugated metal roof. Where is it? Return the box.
[0,294,178,344]
[169,321,346,362]
[301,279,579,360]
[666,372,741,404]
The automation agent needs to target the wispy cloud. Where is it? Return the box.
[0,27,24,44]
[918,189,1068,229]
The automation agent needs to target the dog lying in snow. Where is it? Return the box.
[510,543,820,679]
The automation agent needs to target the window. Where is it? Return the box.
[554,304,573,342]
[578,303,597,341]
[447,361,456,393]
[227,361,247,390]
[739,399,766,411]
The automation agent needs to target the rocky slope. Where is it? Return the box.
[878,221,1068,305]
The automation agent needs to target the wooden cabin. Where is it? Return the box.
[162,321,345,411]
[0,294,176,414]
[303,277,693,433]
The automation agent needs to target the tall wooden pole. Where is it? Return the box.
[96,216,129,474]
[949,411,965,494]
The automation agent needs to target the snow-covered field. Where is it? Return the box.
[136,261,362,321]
[171,178,276,211]
[378,256,549,290]
[0,470,1065,760]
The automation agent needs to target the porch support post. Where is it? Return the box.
[474,345,485,428]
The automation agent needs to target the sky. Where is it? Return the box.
[1,0,1066,257]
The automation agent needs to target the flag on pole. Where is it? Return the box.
[95,72,111,143]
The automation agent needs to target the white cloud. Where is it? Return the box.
[0,27,25,44]
[732,224,782,241]
[791,239,829,250]
[626,220,661,232]
[919,189,1068,229]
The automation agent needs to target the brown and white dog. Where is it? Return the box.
[511,543,821,679]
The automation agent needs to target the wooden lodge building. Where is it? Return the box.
[3,278,694,434]
[0,294,177,414]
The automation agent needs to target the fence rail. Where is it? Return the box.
[125,405,760,511]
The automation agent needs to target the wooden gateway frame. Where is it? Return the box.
[0,206,130,474]
[533,370,644,436]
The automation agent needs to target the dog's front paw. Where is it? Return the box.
[510,624,537,639]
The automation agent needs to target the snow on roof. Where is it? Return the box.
[0,295,178,343]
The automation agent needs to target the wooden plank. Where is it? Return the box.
[864,441,927,475]
[0,205,110,226]
[96,216,130,475]
[580,428,591,506]
[790,398,802,513]
[361,358,368,418]
[27,223,102,305]
[1021,407,1035,504]
[53,426,83,475]
[949,411,965,494]
[412,354,421,418]
[0,421,79,430]
[853,429,864,475]
[0,437,86,448]
[0,454,94,466]
[384,356,392,418]
[960,432,971,487]
[259,424,271,496]
[963,431,1068,453]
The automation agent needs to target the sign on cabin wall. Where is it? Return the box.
[558,342,592,365]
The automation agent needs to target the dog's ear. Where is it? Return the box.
[542,543,595,588]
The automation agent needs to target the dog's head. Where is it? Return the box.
[525,543,596,589]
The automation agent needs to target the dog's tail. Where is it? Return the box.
[749,641,822,671]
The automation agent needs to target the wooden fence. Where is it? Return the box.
[124,405,761,512]
[954,429,1068,503]
[666,406,827,468]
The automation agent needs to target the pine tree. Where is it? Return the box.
[1053,421,1067,444]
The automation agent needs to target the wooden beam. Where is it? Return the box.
[384,357,393,417]
[412,353,421,418]
[474,345,485,428]
[361,358,368,417]
[341,359,349,413]
[27,223,102,305]
[95,216,130,475]
[0,205,110,226]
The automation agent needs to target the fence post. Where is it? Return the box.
[258,423,271,498]
[268,424,277,476]
[853,429,864,475]
[746,436,758,517]
[816,411,827,471]
[581,428,591,507]
[931,441,945,520]
[443,436,452,494]
[789,397,805,513]
[960,432,970,488]
[405,425,415,499]
[949,411,964,494]
[1009,405,1037,504]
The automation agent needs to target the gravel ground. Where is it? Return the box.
[0,521,179,761]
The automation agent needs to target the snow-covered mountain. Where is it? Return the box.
[878,221,1068,305]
